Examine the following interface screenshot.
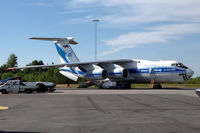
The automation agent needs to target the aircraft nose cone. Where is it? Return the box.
[186,68,194,78]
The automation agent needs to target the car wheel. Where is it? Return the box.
[1,89,8,94]
[26,89,32,94]
[37,84,46,92]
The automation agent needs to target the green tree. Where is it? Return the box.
[0,64,7,73]
[38,60,44,65]
[24,60,44,73]
[6,54,18,68]
[1,73,14,79]
[1,56,76,84]
[185,77,200,84]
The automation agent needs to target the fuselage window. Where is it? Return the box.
[171,63,188,69]
[178,63,188,69]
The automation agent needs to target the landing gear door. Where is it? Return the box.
[149,68,156,80]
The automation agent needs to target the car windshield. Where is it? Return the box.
[171,62,188,69]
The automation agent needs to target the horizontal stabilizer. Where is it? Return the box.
[30,37,78,44]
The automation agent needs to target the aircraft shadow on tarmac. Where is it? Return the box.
[131,88,195,90]
[58,87,195,91]
[0,131,45,133]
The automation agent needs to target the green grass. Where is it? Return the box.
[132,83,200,88]
[56,84,78,88]
[56,83,200,88]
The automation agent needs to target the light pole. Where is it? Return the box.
[93,19,99,60]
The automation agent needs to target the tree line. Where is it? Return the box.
[0,54,75,84]
[185,77,200,84]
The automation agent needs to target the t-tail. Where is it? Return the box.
[30,37,80,63]
[30,37,80,81]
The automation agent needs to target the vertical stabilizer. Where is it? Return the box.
[55,43,79,64]
[29,37,80,78]
[30,37,80,63]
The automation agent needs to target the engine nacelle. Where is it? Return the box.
[109,68,129,79]
[84,69,108,80]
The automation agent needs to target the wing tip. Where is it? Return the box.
[29,37,36,39]
[7,67,16,70]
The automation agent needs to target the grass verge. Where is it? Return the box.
[56,83,200,89]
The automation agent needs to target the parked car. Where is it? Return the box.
[0,80,56,94]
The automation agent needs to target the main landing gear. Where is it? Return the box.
[150,78,162,89]
[153,84,162,89]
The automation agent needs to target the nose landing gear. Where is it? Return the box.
[150,78,162,89]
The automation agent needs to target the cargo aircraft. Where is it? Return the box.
[8,37,194,89]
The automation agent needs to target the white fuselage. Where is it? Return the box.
[128,60,188,83]
[59,59,193,83]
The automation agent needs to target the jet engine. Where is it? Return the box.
[109,68,129,79]
[84,69,108,80]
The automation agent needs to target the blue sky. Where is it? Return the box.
[0,0,200,77]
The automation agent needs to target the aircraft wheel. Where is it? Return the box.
[125,84,131,89]
[157,84,162,89]
[153,84,162,89]
[98,84,103,89]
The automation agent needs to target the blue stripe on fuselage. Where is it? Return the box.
[59,67,186,77]
[128,67,186,74]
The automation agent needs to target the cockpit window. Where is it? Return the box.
[171,62,188,69]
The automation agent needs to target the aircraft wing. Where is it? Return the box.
[7,59,134,70]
